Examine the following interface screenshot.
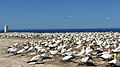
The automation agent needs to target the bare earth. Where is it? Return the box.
[1,38,118,67]
[0,38,80,67]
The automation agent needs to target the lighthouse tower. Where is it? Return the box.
[4,25,8,33]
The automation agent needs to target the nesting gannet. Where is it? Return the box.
[81,56,89,63]
[75,44,82,49]
[76,46,85,56]
[17,49,25,54]
[7,47,17,53]
[66,48,72,52]
[24,45,29,50]
[41,53,50,59]
[12,42,19,47]
[27,46,33,52]
[79,55,96,66]
[105,44,111,49]
[34,46,42,51]
[112,46,120,53]
[61,55,72,61]
[64,51,74,56]
[106,54,120,67]
[48,43,58,48]
[85,46,93,55]
[61,49,66,54]
[27,55,42,63]
[100,53,112,60]
[57,44,63,50]
[39,48,46,53]
[8,42,19,48]
[95,47,103,54]
[49,50,58,55]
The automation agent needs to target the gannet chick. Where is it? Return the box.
[27,55,42,63]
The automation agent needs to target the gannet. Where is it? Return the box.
[61,55,72,61]
[27,55,41,63]
[112,46,120,53]
[17,49,25,54]
[27,46,33,52]
[49,50,58,55]
[7,47,17,53]
[107,54,120,67]
[81,56,89,63]
[100,53,112,60]
[76,46,85,56]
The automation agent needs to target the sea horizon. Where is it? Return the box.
[0,28,120,33]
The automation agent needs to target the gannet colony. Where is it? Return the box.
[1,32,120,67]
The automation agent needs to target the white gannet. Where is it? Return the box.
[66,48,72,52]
[61,55,72,61]
[24,45,29,50]
[85,46,93,55]
[12,42,19,47]
[76,46,85,56]
[57,44,63,51]
[27,55,41,63]
[112,46,120,53]
[48,43,57,48]
[41,53,50,59]
[107,54,120,67]
[75,44,82,49]
[64,51,74,56]
[79,55,96,66]
[81,56,89,63]
[49,50,58,55]
[7,47,17,53]
[100,53,112,60]
[17,49,25,54]
[27,46,33,52]
[61,49,66,54]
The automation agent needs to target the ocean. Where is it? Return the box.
[0,28,120,33]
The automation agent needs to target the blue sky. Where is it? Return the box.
[0,0,120,29]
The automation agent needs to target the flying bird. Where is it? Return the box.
[106,17,109,20]
[69,16,72,18]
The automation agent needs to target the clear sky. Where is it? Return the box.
[0,0,120,29]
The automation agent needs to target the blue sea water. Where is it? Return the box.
[0,28,120,33]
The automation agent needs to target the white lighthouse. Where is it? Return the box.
[4,25,8,33]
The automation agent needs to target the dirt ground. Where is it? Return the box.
[1,38,118,67]
[0,38,81,67]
